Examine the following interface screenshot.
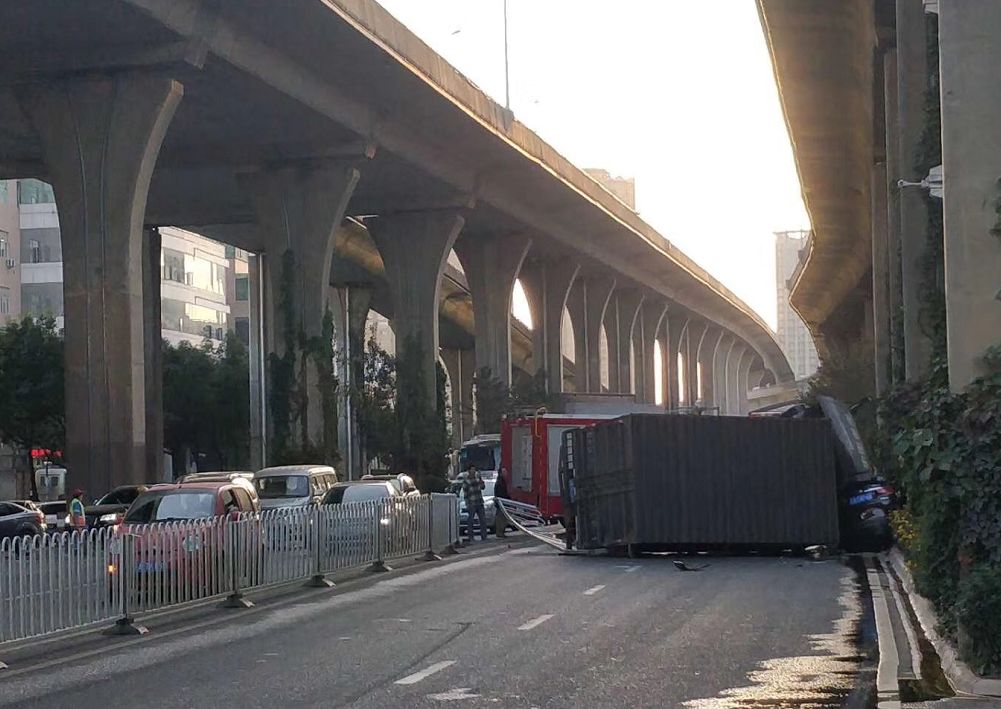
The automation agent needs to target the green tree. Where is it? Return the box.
[355,336,397,468]
[207,332,251,469]
[163,333,251,473]
[0,316,65,499]
[163,339,216,473]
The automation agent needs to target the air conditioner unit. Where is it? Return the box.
[4,258,15,269]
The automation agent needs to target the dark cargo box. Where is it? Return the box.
[562,414,840,551]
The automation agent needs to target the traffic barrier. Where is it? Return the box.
[0,494,459,649]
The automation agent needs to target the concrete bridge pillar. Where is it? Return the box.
[666,314,689,409]
[724,342,747,415]
[454,233,532,387]
[368,211,465,404]
[584,277,616,393]
[896,0,933,381]
[939,3,1001,390]
[713,333,735,414]
[638,301,668,405]
[737,349,756,415]
[143,227,165,482]
[518,257,579,393]
[611,290,644,395]
[331,284,373,480]
[242,162,360,458]
[441,348,475,448]
[20,76,183,492]
[697,326,724,410]
[687,321,709,407]
[565,281,587,392]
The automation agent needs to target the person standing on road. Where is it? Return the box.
[494,468,510,538]
[68,488,87,532]
[462,466,487,542]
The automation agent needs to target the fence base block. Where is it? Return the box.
[106,617,150,637]
[305,575,335,588]
[221,593,255,609]
[444,544,460,555]
[0,660,8,671]
[423,550,442,562]
[368,560,392,573]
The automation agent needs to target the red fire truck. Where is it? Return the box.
[500,413,622,521]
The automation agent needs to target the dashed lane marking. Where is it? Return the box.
[395,660,456,686]
[518,614,554,631]
[583,585,606,596]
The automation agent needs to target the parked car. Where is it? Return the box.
[360,473,420,497]
[320,481,409,549]
[0,501,47,540]
[254,465,338,509]
[112,481,261,590]
[37,500,70,533]
[85,485,149,529]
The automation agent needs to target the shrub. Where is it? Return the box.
[956,565,1001,677]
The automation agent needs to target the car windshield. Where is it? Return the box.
[325,485,390,504]
[125,491,217,523]
[255,475,310,499]
[459,445,498,472]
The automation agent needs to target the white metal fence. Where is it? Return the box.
[0,494,459,646]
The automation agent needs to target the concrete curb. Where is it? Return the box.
[884,548,1001,698]
[867,559,901,704]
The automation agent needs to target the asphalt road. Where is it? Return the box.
[0,542,875,708]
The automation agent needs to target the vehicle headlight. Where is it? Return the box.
[99,513,120,524]
[63,515,71,525]
[379,517,391,526]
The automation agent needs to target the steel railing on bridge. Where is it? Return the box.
[0,494,459,647]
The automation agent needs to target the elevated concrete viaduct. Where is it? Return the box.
[0,0,791,490]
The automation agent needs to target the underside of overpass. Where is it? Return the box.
[0,0,793,489]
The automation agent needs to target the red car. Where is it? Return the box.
[110,479,261,605]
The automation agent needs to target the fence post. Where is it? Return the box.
[222,517,254,608]
[444,496,459,555]
[107,533,148,636]
[306,505,334,588]
[423,495,441,562]
[369,500,391,572]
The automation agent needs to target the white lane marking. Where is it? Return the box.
[583,584,606,596]
[518,614,554,631]
[395,660,456,686]
[616,565,640,573]
[427,688,481,701]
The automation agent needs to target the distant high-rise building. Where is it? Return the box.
[7,178,247,346]
[775,230,820,380]
[584,169,636,210]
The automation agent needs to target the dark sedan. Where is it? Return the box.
[0,501,47,540]
[86,485,149,529]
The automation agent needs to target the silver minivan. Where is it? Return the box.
[253,465,338,509]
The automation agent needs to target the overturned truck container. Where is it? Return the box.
[561,414,840,552]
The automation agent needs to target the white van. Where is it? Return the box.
[253,465,338,509]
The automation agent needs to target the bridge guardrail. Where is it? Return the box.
[0,493,459,647]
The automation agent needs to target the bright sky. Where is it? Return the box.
[377,0,809,330]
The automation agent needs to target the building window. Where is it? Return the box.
[29,239,40,264]
[235,276,249,301]
[0,288,9,315]
[0,181,8,205]
[234,317,250,345]
[17,179,55,205]
[0,231,7,259]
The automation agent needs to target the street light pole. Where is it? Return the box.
[503,0,510,110]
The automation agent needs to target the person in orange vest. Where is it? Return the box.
[67,488,87,532]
